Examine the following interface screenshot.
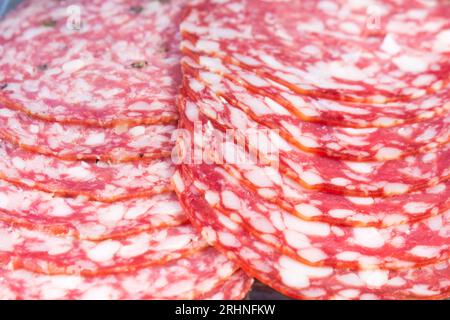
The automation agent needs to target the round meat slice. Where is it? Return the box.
[0,140,174,202]
[183,43,450,128]
[0,105,175,162]
[180,95,450,197]
[182,164,449,269]
[174,172,450,300]
[0,222,208,275]
[0,179,186,240]
[0,0,184,126]
[176,102,449,227]
[0,247,239,300]
[182,0,450,102]
[182,60,450,161]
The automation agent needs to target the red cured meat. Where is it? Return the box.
[0,105,175,162]
[177,107,450,268]
[0,222,208,276]
[174,171,450,300]
[199,270,253,300]
[179,94,450,197]
[0,140,174,202]
[182,59,450,161]
[181,43,450,129]
[0,179,186,241]
[0,248,239,300]
[0,0,184,127]
[181,163,449,269]
[176,96,450,227]
[182,0,450,103]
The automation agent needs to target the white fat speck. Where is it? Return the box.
[172,171,185,193]
[376,147,402,160]
[129,126,146,136]
[84,133,105,146]
[329,209,355,218]
[380,34,401,55]
[87,240,121,263]
[299,171,324,185]
[433,30,450,53]
[345,196,374,205]
[221,190,241,210]
[409,245,440,258]
[204,190,220,206]
[392,55,429,73]
[358,270,389,288]
[353,228,385,248]
[62,59,86,73]
[196,39,220,53]
[295,203,323,217]
[409,285,439,296]
[344,161,377,174]
[66,166,92,180]
[129,101,151,111]
[0,193,10,209]
[218,231,240,247]
[384,183,409,195]
[403,202,431,214]
[284,214,330,236]
[284,230,311,249]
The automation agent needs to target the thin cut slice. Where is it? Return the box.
[0,105,175,162]
[182,0,450,102]
[174,171,450,300]
[199,270,253,300]
[183,43,450,128]
[0,0,183,127]
[182,164,449,269]
[180,94,450,197]
[0,247,238,300]
[0,222,207,276]
[177,102,450,227]
[0,140,174,202]
[0,179,186,240]
[183,59,450,161]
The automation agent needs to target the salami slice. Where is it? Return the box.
[181,163,449,269]
[199,270,253,300]
[177,99,449,227]
[182,0,450,103]
[0,140,174,202]
[174,171,450,300]
[0,105,175,162]
[182,43,450,129]
[0,247,238,300]
[0,222,208,275]
[182,59,450,161]
[0,0,183,127]
[179,94,450,197]
[0,179,186,240]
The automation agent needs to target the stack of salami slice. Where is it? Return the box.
[174,0,450,299]
[0,0,252,299]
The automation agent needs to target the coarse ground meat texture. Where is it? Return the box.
[182,60,450,161]
[0,105,176,162]
[0,247,239,300]
[181,0,450,103]
[174,170,450,300]
[0,180,186,241]
[0,0,185,126]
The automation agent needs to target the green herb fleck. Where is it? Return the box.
[42,19,57,27]
[37,64,49,71]
[130,6,143,14]
[131,61,148,69]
